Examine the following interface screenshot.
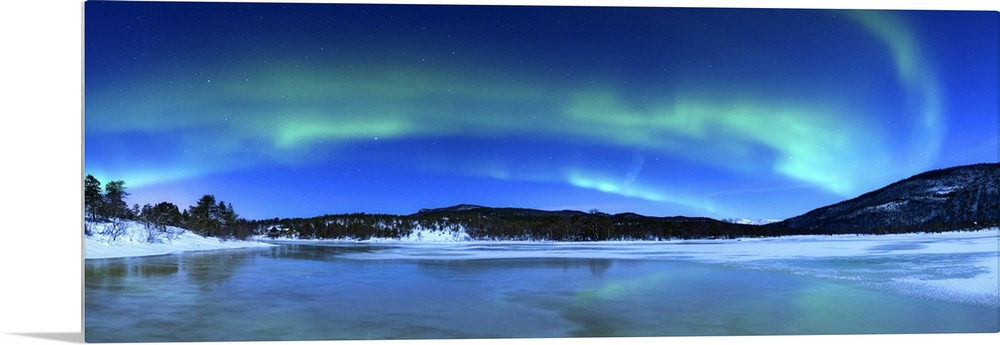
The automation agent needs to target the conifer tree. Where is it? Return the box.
[187,195,219,237]
[84,174,104,221]
[103,180,130,219]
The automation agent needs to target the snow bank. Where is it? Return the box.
[310,228,997,260]
[269,226,998,258]
[263,225,476,243]
[663,228,1000,261]
[85,220,274,259]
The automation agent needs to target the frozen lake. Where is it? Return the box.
[84,231,1000,342]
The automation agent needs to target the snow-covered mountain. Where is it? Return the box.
[771,163,1000,234]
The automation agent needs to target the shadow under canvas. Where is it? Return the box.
[10,332,83,343]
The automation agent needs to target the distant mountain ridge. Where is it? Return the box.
[252,163,998,240]
[255,202,780,241]
[770,163,999,234]
[415,204,590,219]
[417,204,488,213]
[414,203,753,226]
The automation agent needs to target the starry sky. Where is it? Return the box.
[83,1,999,221]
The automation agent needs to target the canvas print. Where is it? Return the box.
[83,1,999,342]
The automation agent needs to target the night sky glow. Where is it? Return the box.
[84,2,999,220]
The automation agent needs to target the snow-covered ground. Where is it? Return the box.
[294,227,999,261]
[258,225,475,243]
[723,217,783,225]
[85,220,274,259]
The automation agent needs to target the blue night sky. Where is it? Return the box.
[83,1,999,221]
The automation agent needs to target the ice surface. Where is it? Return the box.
[319,228,997,261]
[86,218,998,307]
[298,228,999,307]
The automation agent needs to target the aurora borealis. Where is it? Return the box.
[84,1,999,220]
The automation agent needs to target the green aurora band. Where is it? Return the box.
[85,8,952,217]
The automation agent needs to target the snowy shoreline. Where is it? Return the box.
[85,219,998,262]
[263,227,1000,261]
[84,222,998,306]
[84,220,274,260]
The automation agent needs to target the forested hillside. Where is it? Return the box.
[84,163,998,242]
[771,163,999,234]
[250,204,787,241]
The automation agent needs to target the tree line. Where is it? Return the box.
[84,174,254,241]
[250,207,790,241]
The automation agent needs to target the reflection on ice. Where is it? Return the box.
[86,229,999,341]
[417,258,615,277]
[316,229,999,307]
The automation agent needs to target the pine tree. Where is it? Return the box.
[151,201,184,227]
[188,195,219,237]
[217,201,239,239]
[185,195,245,239]
[103,180,130,219]
[84,174,104,221]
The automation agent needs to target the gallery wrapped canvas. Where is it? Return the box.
[79,0,999,343]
